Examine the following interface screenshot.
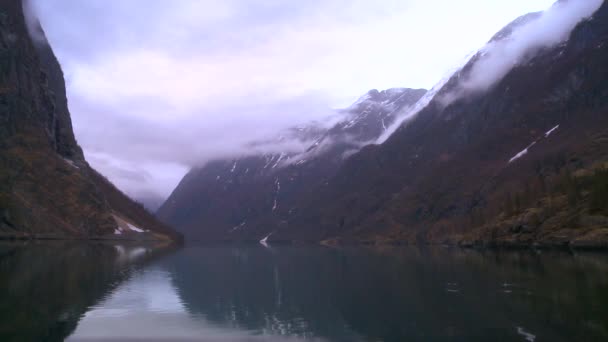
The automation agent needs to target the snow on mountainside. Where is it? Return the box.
[380,1,599,145]
[269,0,608,247]
[160,0,608,247]
[376,13,545,144]
[157,88,426,240]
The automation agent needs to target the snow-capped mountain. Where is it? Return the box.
[269,1,608,247]
[157,88,426,240]
[160,0,608,248]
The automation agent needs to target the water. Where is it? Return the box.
[1,242,607,341]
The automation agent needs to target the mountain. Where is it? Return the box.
[0,0,181,241]
[268,1,608,248]
[157,88,427,240]
[162,1,608,248]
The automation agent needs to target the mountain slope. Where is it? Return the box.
[271,1,608,247]
[158,88,426,240]
[0,0,181,241]
[161,0,608,247]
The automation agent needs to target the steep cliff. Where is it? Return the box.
[0,0,181,241]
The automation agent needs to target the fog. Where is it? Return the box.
[28,0,557,206]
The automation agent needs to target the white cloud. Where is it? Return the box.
[380,0,601,144]
[449,0,603,101]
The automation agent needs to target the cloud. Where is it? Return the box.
[377,64,463,144]
[379,0,601,144]
[71,93,335,167]
[21,0,47,44]
[30,0,558,202]
[445,0,603,103]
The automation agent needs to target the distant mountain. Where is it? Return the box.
[137,194,167,213]
[0,0,181,241]
[157,88,426,240]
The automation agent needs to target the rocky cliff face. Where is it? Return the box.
[158,88,426,241]
[0,0,181,241]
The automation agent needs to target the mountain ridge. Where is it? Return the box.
[157,87,426,241]
[271,1,608,247]
[160,1,608,248]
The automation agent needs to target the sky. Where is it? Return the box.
[29,0,557,208]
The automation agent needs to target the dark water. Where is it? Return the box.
[1,243,607,341]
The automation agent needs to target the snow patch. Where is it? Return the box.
[230,161,237,172]
[272,199,278,211]
[545,125,559,137]
[260,232,273,246]
[516,327,536,342]
[264,154,276,169]
[377,81,448,144]
[230,221,246,232]
[509,141,536,163]
[114,228,122,235]
[272,178,280,211]
[62,158,80,169]
[126,222,145,233]
[344,109,368,128]
[271,153,286,168]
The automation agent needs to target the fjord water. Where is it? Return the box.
[1,243,607,342]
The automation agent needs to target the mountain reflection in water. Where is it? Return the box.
[1,243,608,341]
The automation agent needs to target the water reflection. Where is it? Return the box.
[69,267,319,341]
[1,243,608,341]
[167,246,608,341]
[0,241,174,342]
[168,246,363,341]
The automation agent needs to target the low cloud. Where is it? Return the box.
[444,0,603,103]
[21,0,47,44]
[379,0,602,145]
[29,0,558,202]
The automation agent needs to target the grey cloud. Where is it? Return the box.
[70,92,337,168]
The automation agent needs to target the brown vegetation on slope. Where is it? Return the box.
[0,0,181,241]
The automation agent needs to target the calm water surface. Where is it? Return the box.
[1,242,607,341]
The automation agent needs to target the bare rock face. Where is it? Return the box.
[0,0,181,241]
